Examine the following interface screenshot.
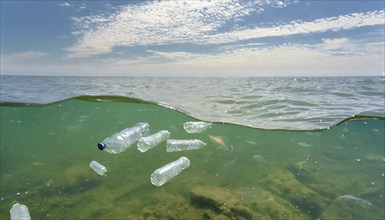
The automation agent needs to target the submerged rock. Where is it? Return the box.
[190,185,309,219]
[247,189,309,220]
[137,193,201,220]
[320,198,353,219]
[321,195,379,220]
[262,170,329,218]
[191,186,262,219]
[287,161,338,199]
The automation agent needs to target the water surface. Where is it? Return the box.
[1,75,384,130]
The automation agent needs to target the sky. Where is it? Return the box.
[1,0,384,77]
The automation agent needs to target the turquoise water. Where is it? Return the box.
[1,96,384,219]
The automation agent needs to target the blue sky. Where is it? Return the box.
[1,0,384,76]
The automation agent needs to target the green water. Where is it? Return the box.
[1,97,384,219]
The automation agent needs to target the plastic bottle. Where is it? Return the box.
[183,121,212,133]
[89,160,107,176]
[98,122,150,154]
[10,203,31,220]
[137,130,170,152]
[150,157,190,186]
[166,139,207,152]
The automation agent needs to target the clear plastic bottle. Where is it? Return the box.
[10,203,31,220]
[98,122,150,154]
[150,157,190,186]
[137,130,170,152]
[183,121,212,133]
[166,139,207,152]
[89,160,107,176]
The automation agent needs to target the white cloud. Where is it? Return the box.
[2,43,383,76]
[1,51,47,63]
[321,38,349,50]
[100,38,383,76]
[66,0,384,58]
[316,37,384,57]
[59,2,71,8]
[208,10,385,44]
[66,0,287,58]
[145,50,203,61]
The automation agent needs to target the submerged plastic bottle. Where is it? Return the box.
[10,203,31,220]
[183,121,212,133]
[166,139,207,152]
[89,160,107,176]
[98,122,150,154]
[137,130,170,152]
[150,157,190,186]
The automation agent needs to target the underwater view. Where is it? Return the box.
[1,95,384,219]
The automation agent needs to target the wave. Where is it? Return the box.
[1,95,384,131]
[1,76,384,130]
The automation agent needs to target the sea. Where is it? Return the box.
[0,75,384,219]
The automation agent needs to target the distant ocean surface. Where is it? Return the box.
[1,75,384,130]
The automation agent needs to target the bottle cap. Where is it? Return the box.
[97,142,106,150]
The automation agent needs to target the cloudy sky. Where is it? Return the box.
[1,0,384,76]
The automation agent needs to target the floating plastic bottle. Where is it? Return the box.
[137,130,170,152]
[183,121,212,133]
[166,139,207,152]
[10,203,31,220]
[339,195,372,208]
[89,160,107,176]
[98,122,150,154]
[150,157,190,186]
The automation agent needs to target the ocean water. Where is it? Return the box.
[1,75,384,130]
[0,75,384,219]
